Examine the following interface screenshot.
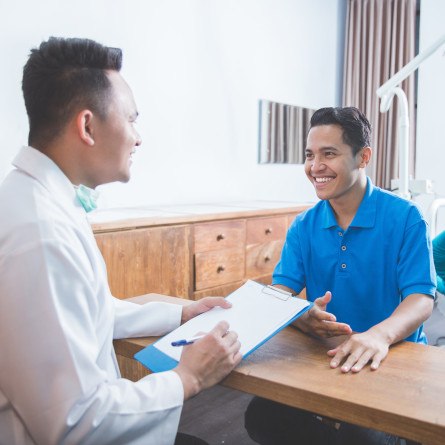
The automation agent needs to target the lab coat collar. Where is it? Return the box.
[12,146,86,217]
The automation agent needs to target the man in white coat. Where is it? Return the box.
[0,37,242,445]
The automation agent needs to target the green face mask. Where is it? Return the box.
[74,184,99,213]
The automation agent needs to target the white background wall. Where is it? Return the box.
[2,0,441,215]
[0,0,345,208]
[415,0,445,233]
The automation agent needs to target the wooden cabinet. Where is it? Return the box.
[245,216,287,278]
[95,225,192,299]
[194,220,246,252]
[246,216,287,244]
[195,248,245,291]
[91,202,311,300]
[193,220,246,292]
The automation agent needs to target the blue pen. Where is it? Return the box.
[171,335,205,347]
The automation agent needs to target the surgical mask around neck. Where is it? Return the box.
[74,184,99,213]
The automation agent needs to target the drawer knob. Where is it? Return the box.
[216,233,225,241]
[265,228,272,235]
[217,265,225,273]
[264,256,271,263]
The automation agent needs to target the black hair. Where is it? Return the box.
[309,107,371,155]
[22,37,122,147]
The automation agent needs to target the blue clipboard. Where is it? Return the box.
[134,281,312,373]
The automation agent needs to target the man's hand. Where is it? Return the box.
[174,321,242,399]
[295,291,352,337]
[326,293,434,373]
[181,297,231,324]
[327,328,390,373]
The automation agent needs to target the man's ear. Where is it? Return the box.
[358,146,372,168]
[76,110,95,146]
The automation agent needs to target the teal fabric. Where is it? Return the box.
[74,184,99,213]
[432,230,445,294]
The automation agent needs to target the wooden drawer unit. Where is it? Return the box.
[246,216,287,244]
[246,216,287,278]
[95,225,192,299]
[92,202,312,300]
[194,220,245,252]
[246,239,285,277]
[194,220,246,291]
[195,248,245,290]
[193,280,244,300]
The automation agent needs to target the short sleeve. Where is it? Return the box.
[272,221,306,294]
[397,210,436,299]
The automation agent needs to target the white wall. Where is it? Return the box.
[415,1,445,233]
[0,0,343,208]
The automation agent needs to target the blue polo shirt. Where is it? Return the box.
[273,178,436,343]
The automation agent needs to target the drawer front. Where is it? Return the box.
[194,220,246,252]
[246,216,287,245]
[246,240,284,277]
[193,280,244,300]
[195,248,245,290]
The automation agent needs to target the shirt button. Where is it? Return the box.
[341,263,347,269]
[341,245,347,251]
[338,232,343,237]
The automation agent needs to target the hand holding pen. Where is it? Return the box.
[173,321,242,399]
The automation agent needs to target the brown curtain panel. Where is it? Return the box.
[343,0,416,190]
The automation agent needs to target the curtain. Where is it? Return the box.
[259,100,314,164]
[343,0,417,190]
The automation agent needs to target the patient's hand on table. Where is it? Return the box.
[327,328,390,373]
[294,291,352,338]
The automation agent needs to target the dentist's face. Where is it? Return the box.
[91,71,142,186]
[304,124,365,204]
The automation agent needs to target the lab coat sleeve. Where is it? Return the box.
[0,238,183,445]
[113,297,183,339]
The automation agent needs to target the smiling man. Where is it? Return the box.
[245,107,436,445]
[0,37,241,445]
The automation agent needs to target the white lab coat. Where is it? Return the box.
[0,147,185,445]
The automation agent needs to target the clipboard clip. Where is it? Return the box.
[262,285,294,301]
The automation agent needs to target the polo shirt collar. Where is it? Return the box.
[321,177,377,229]
[320,202,337,228]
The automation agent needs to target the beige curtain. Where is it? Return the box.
[343,0,417,190]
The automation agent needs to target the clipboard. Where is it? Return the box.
[134,280,312,373]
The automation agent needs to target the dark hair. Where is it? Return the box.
[309,107,371,155]
[22,37,122,147]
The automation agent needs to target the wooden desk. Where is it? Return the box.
[114,294,445,445]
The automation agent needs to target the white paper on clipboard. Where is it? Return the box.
[134,280,312,372]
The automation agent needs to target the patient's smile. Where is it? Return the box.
[314,177,334,183]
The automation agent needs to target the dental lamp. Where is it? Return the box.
[376,34,445,200]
